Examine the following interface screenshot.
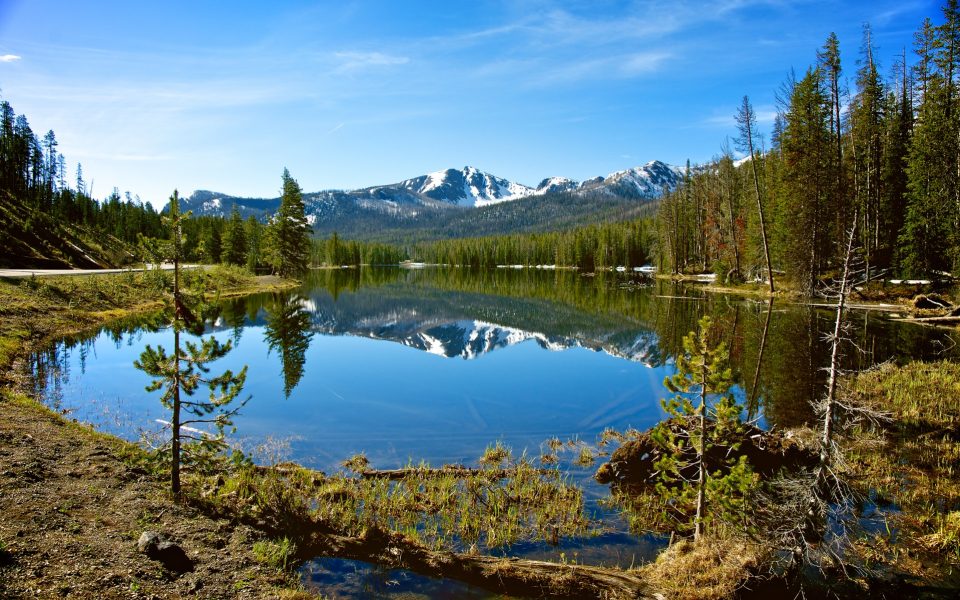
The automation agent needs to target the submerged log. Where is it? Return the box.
[358,465,549,480]
[304,525,658,600]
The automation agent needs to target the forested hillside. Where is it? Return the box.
[656,11,960,290]
[0,99,163,268]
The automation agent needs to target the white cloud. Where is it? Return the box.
[334,51,410,71]
[620,52,671,76]
[528,52,671,87]
[0,54,22,63]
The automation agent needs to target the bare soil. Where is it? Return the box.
[0,395,301,599]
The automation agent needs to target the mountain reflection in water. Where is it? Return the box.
[32,267,956,476]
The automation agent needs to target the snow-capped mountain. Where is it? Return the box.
[396,166,536,207]
[535,176,579,195]
[589,160,685,199]
[178,160,683,232]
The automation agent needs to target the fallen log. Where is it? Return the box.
[892,315,960,325]
[304,525,659,600]
[358,465,550,480]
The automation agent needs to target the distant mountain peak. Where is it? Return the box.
[178,159,683,235]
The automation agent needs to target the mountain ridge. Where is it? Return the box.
[178,160,681,242]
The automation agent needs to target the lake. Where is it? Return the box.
[29,267,958,598]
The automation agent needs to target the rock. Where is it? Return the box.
[137,531,194,573]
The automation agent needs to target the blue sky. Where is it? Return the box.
[0,0,939,206]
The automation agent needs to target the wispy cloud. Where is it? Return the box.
[334,51,410,72]
[327,122,345,134]
[528,52,672,87]
[0,54,22,63]
[703,106,777,128]
[621,52,672,76]
[873,1,928,27]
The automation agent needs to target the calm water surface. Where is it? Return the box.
[30,267,958,598]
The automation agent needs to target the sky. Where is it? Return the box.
[0,0,941,207]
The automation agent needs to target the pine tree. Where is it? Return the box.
[221,205,248,266]
[244,216,263,271]
[780,68,833,292]
[266,168,312,277]
[850,25,885,277]
[883,51,912,265]
[652,316,756,541]
[264,294,314,398]
[901,3,960,276]
[134,190,248,496]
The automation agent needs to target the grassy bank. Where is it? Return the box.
[0,266,292,374]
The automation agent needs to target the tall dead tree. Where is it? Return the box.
[736,96,775,293]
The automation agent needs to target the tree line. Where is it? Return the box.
[656,4,960,291]
[410,219,654,270]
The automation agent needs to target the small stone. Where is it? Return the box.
[137,531,194,573]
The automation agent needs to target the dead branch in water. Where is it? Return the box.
[357,464,551,480]
[304,525,658,600]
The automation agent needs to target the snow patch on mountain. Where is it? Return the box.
[179,159,684,223]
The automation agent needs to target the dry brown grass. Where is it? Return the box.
[637,536,764,600]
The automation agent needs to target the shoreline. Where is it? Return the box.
[0,268,310,599]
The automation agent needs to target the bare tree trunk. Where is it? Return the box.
[172,250,182,497]
[820,213,858,470]
[695,361,708,542]
[747,144,774,293]
[722,153,742,279]
[748,299,773,418]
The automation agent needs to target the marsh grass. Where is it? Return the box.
[253,537,297,571]
[843,361,960,573]
[194,446,594,554]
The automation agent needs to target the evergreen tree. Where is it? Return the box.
[652,316,756,541]
[266,168,312,277]
[244,215,263,271]
[901,2,960,276]
[133,190,248,496]
[736,96,775,292]
[850,25,885,277]
[883,52,913,266]
[780,68,833,293]
[263,294,314,398]
[221,205,248,266]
